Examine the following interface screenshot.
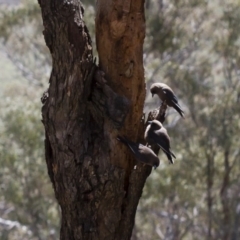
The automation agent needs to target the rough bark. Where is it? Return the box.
[38,0,157,239]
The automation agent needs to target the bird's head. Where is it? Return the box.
[150,86,157,98]
[150,83,162,97]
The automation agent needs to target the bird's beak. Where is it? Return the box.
[154,165,157,170]
[152,93,154,98]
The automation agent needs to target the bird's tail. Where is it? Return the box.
[169,149,176,159]
[117,136,137,157]
[166,152,174,164]
[117,135,128,145]
[158,145,176,159]
[160,148,174,164]
[117,135,135,147]
[173,103,184,118]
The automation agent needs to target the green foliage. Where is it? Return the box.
[0,84,60,239]
[0,0,51,89]
[138,0,240,239]
[0,1,59,239]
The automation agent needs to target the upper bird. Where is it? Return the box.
[117,136,160,169]
[144,120,176,164]
[150,82,184,118]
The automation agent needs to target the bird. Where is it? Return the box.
[150,82,184,118]
[144,120,176,164]
[117,136,160,169]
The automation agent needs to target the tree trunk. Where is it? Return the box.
[38,0,151,239]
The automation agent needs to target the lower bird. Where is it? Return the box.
[117,136,160,169]
[150,82,184,118]
[145,120,176,164]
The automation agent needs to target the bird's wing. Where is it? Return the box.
[162,88,178,103]
[151,130,170,152]
[117,136,138,154]
[123,140,152,163]
[127,143,138,154]
[138,144,160,166]
[138,144,154,156]
[155,130,176,159]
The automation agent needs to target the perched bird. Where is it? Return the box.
[117,136,160,169]
[145,120,176,164]
[150,82,184,117]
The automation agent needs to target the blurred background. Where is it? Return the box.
[0,0,240,239]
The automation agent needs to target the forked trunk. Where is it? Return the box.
[38,0,152,239]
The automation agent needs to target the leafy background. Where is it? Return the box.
[0,0,240,239]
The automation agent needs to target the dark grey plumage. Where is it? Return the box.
[150,82,184,118]
[144,120,176,164]
[117,136,160,169]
